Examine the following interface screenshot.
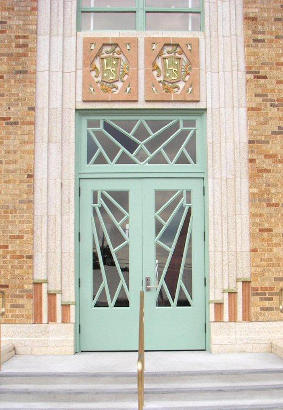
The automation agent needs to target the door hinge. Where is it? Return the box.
[204,231,205,242]
[79,324,81,333]
[205,323,206,333]
[79,186,81,196]
[203,185,205,196]
[79,278,81,288]
[204,277,206,287]
[78,232,80,242]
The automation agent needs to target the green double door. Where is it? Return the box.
[79,177,205,351]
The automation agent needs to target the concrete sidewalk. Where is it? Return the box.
[2,352,283,373]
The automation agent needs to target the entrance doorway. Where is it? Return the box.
[76,111,206,351]
[79,178,205,351]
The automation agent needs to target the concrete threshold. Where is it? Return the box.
[1,351,283,373]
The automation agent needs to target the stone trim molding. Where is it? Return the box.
[33,0,76,326]
[33,0,251,330]
[205,0,251,321]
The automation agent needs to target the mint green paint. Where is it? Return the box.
[75,109,208,352]
[79,178,205,351]
[142,178,205,350]
[77,0,203,32]
[75,112,82,353]
[80,179,143,351]
[79,110,205,175]
[202,112,210,351]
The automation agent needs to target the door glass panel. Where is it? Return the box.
[146,12,201,31]
[86,119,197,165]
[92,190,130,307]
[155,190,192,307]
[81,12,136,30]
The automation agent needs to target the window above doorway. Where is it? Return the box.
[77,111,206,174]
[77,0,203,31]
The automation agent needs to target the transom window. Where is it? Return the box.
[78,112,205,173]
[78,0,203,31]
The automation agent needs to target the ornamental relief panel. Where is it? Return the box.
[145,37,200,102]
[83,37,138,101]
[82,37,200,102]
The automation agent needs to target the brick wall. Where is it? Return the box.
[0,0,37,323]
[244,0,283,321]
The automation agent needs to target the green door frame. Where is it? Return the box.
[75,109,209,352]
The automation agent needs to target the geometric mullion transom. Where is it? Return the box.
[92,190,130,308]
[87,118,197,165]
[155,190,193,307]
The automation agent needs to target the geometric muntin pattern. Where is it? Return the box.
[155,190,193,307]
[92,190,130,308]
[87,119,197,165]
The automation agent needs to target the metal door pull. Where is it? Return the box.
[145,277,157,291]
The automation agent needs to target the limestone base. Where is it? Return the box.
[1,343,15,364]
[272,339,283,359]
[3,322,283,355]
[211,321,283,353]
[2,324,74,355]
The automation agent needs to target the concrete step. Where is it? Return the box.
[1,384,283,402]
[0,370,283,409]
[0,403,283,410]
[1,381,283,393]
[1,369,283,388]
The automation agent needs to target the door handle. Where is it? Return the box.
[145,276,158,292]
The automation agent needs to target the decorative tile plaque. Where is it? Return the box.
[83,37,138,101]
[145,38,200,101]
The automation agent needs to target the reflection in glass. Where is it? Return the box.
[183,120,196,128]
[81,12,136,30]
[146,121,179,153]
[92,191,129,307]
[163,129,190,162]
[146,0,200,7]
[146,12,201,31]
[104,121,139,155]
[155,190,192,307]
[82,0,135,6]
[111,120,138,134]
[87,131,98,163]
[185,130,196,163]
[95,130,120,162]
[87,120,100,128]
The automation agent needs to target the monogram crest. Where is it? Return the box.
[101,56,121,83]
[162,56,182,83]
[83,37,138,101]
[152,43,192,94]
[89,43,129,94]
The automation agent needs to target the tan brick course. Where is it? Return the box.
[0,0,37,323]
[244,0,283,321]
